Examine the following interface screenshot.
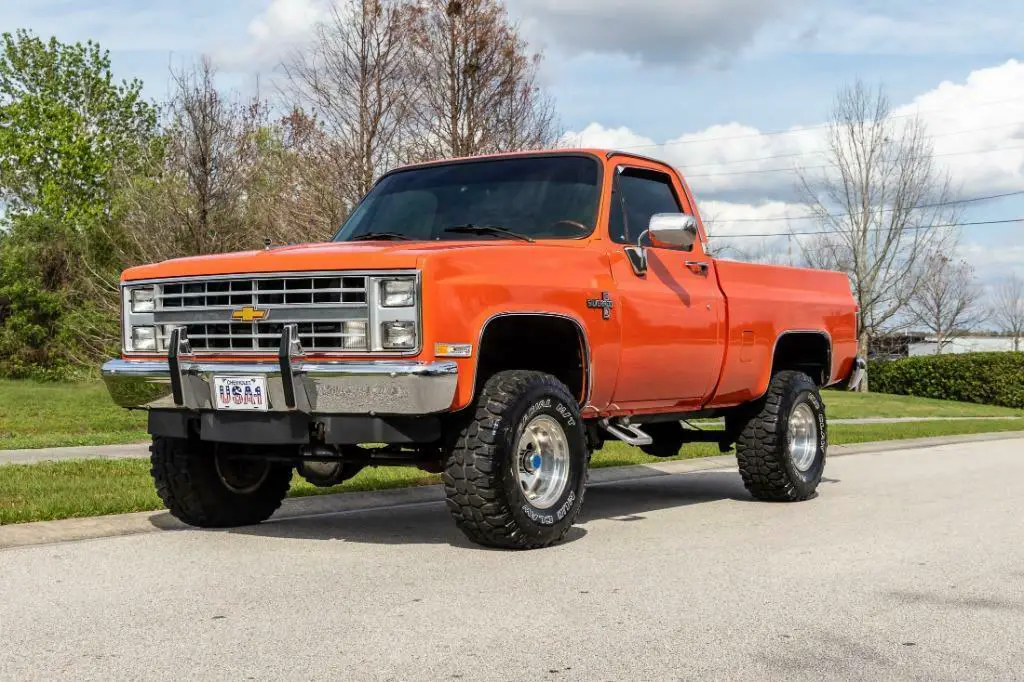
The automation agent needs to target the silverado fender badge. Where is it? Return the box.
[587,292,614,320]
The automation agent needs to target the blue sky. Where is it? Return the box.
[3,0,1022,280]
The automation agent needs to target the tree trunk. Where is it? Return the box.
[857,329,870,393]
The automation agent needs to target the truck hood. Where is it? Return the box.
[122,240,532,281]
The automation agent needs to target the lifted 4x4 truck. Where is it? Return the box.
[102,149,864,549]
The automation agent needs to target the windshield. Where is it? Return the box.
[334,155,601,242]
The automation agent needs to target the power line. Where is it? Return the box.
[686,143,1024,179]
[610,95,1024,151]
[708,189,1024,224]
[708,218,1021,240]
[680,120,1024,170]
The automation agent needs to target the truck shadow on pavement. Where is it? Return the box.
[226,470,760,550]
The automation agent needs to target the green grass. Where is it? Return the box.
[0,380,148,450]
[820,390,1024,419]
[2,419,1021,526]
[1,380,1020,451]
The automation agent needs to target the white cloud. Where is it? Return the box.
[509,0,805,65]
[962,242,1024,281]
[507,0,1024,66]
[895,62,1024,195]
[564,60,1024,275]
[216,0,328,69]
[792,2,1024,56]
[565,60,1024,203]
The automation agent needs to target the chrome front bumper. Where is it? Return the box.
[101,358,459,415]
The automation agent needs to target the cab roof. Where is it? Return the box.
[388,148,673,173]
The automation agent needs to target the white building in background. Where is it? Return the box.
[908,336,1021,356]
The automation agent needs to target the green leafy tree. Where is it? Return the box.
[0,30,158,377]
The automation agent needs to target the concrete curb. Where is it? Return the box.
[2,430,1022,551]
[0,442,150,465]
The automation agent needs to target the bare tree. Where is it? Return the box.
[991,274,1024,351]
[906,254,986,353]
[281,0,410,209]
[117,57,276,262]
[266,107,354,241]
[798,81,960,389]
[405,0,557,159]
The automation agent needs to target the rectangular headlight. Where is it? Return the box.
[342,320,367,349]
[131,326,157,351]
[380,279,415,307]
[130,287,156,313]
[381,321,416,349]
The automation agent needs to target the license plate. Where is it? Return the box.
[213,376,269,411]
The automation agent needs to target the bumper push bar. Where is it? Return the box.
[101,325,459,415]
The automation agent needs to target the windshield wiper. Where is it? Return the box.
[349,232,414,242]
[443,224,535,243]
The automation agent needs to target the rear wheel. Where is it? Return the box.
[442,370,588,549]
[733,371,827,501]
[151,436,293,527]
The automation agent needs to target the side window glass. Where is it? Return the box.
[612,168,684,245]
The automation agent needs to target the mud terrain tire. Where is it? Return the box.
[151,436,292,527]
[443,370,588,549]
[734,370,827,502]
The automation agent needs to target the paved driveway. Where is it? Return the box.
[2,439,1023,681]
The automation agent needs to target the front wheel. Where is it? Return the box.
[442,370,589,549]
[733,370,827,502]
[151,436,293,527]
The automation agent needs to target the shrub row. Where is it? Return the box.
[869,352,1024,409]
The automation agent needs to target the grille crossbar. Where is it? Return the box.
[159,276,368,308]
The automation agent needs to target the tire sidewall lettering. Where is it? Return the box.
[505,389,585,530]
[803,391,828,451]
[786,387,826,484]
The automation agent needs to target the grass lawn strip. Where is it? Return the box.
[3,379,1023,451]
[0,380,147,450]
[2,418,1022,525]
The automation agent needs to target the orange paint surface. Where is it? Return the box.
[122,149,859,417]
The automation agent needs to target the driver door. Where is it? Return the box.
[606,164,725,409]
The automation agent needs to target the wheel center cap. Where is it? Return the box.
[522,450,543,473]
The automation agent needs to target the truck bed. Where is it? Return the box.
[706,259,859,407]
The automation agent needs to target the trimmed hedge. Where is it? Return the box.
[869,352,1024,409]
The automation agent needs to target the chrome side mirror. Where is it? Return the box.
[625,213,699,276]
[649,214,698,250]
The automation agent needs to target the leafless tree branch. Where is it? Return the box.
[796,80,962,387]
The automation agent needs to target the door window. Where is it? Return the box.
[610,167,685,244]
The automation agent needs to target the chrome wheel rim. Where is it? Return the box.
[516,415,571,510]
[788,402,819,472]
[215,455,270,494]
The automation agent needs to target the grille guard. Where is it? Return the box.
[102,325,458,415]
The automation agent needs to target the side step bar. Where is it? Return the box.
[599,418,653,446]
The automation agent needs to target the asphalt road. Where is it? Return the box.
[2,438,1024,681]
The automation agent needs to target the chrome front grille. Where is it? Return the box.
[159,276,368,308]
[151,275,371,353]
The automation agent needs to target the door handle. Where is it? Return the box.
[685,261,709,276]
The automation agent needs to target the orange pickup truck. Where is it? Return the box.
[102,149,863,549]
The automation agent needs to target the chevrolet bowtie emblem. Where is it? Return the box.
[231,306,269,322]
[587,292,614,320]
